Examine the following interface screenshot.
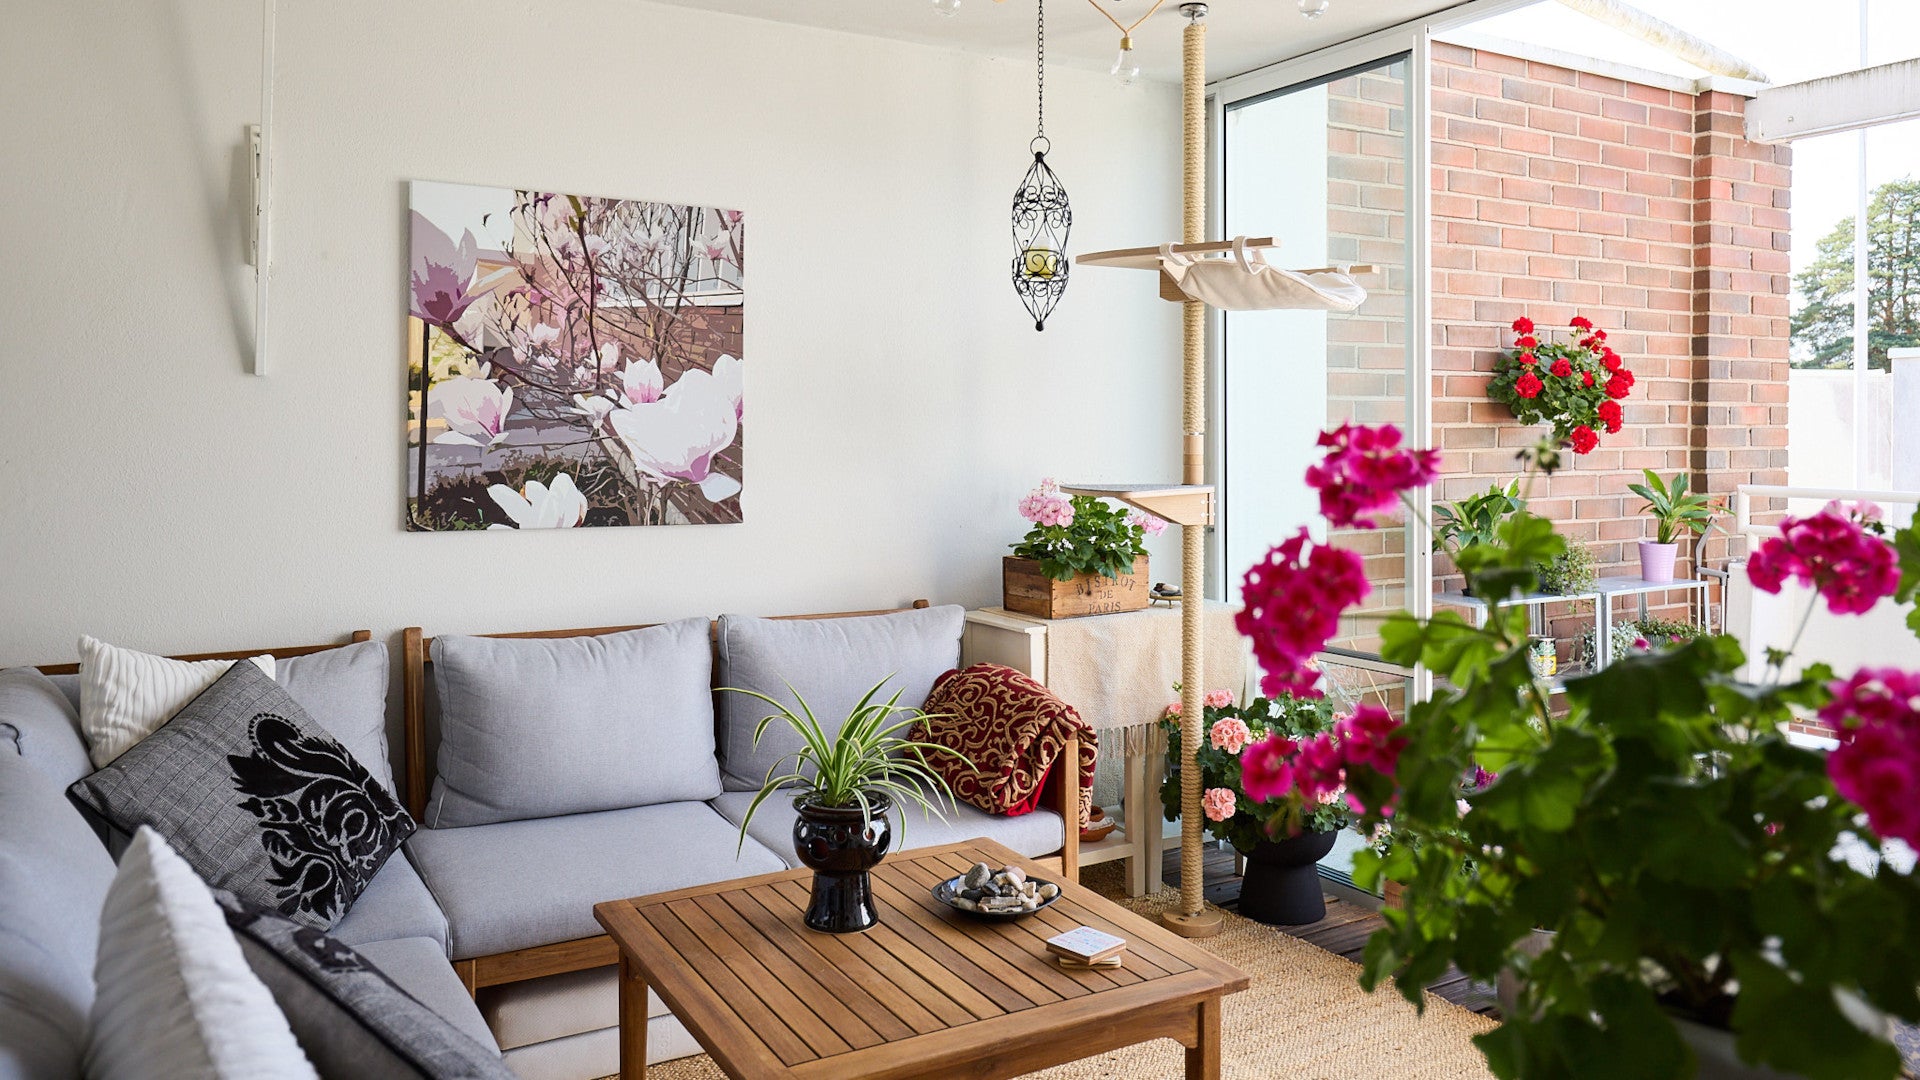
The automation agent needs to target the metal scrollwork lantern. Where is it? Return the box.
[1012,0,1070,331]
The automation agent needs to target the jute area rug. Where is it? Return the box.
[631,870,1497,1080]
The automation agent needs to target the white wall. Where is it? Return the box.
[0,0,1183,663]
[1788,369,1891,490]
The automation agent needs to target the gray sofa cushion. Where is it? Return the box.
[405,801,787,959]
[708,788,1065,869]
[69,661,414,930]
[279,640,397,792]
[0,750,116,1080]
[427,619,721,828]
[329,853,449,954]
[220,896,514,1079]
[715,605,965,790]
[0,667,93,788]
[351,937,499,1054]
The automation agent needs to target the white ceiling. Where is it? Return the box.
[648,0,1475,83]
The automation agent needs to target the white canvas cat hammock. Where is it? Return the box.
[1077,235,1372,311]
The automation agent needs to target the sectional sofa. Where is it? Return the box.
[0,602,1084,1079]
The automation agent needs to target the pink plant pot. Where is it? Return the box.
[1638,541,1679,584]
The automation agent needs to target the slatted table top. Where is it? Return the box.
[595,837,1248,1080]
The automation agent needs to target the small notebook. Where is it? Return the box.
[1045,926,1127,963]
[1056,953,1125,969]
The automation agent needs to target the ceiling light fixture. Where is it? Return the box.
[1083,0,1168,86]
[1297,0,1330,19]
[931,0,962,15]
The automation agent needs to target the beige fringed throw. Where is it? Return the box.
[1034,600,1250,758]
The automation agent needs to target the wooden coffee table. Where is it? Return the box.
[594,837,1247,1079]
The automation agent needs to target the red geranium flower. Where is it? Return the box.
[1516,335,1539,350]
[1512,316,1535,335]
[1605,372,1632,399]
[1597,399,1622,433]
[1602,349,1623,373]
[1550,358,1573,378]
[1582,370,1596,388]
[1570,316,1593,330]
[1515,371,1544,399]
[1520,352,1537,365]
[1592,329,1607,341]
[1570,425,1598,454]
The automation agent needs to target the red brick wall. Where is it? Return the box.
[1422,44,1791,661]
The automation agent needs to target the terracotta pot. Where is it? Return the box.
[1639,540,1679,583]
[792,793,892,933]
[1236,830,1338,925]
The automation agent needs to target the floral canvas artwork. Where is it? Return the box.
[406,180,743,530]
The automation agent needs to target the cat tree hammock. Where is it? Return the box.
[1073,3,1371,937]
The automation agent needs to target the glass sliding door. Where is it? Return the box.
[1221,53,1418,664]
[1218,52,1420,886]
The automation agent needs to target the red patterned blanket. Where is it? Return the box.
[914,664,1096,828]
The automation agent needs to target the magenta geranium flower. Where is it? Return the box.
[1746,510,1899,615]
[1239,734,1298,803]
[1304,423,1441,529]
[1821,669,1920,845]
[1236,528,1372,699]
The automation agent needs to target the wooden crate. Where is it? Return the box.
[1002,556,1150,620]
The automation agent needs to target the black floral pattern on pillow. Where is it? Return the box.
[230,713,415,925]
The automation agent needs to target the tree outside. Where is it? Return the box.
[1791,177,1920,370]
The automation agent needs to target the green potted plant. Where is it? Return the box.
[1433,480,1526,594]
[1536,540,1596,596]
[726,679,966,934]
[1628,469,1716,583]
[1233,425,1920,1078]
[1156,688,1354,925]
[1005,478,1164,618]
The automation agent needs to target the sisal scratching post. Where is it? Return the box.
[1163,3,1223,939]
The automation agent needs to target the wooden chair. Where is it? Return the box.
[400,602,1082,995]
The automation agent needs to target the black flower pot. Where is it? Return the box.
[792,793,893,934]
[1236,829,1338,925]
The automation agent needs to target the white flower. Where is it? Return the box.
[487,474,588,529]
[571,393,615,431]
[618,358,664,405]
[432,369,513,451]
[606,364,741,503]
[710,354,743,421]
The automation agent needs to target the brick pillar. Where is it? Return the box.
[1689,90,1792,569]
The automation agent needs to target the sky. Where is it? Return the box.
[1470,0,1920,290]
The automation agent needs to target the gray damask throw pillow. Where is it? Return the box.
[217,894,514,1079]
[69,660,414,930]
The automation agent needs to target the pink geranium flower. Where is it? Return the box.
[1305,423,1442,529]
[1209,717,1253,754]
[1820,669,1920,845]
[1236,529,1372,699]
[1017,478,1076,528]
[1238,735,1299,802]
[1204,689,1236,709]
[1127,510,1169,537]
[1746,510,1900,615]
[1202,788,1237,823]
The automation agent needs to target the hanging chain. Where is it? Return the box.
[1035,0,1045,141]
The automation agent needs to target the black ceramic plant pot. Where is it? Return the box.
[1236,829,1339,926]
[792,793,893,934]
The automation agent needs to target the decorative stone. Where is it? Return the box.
[953,897,978,911]
[963,863,993,889]
[1037,883,1060,900]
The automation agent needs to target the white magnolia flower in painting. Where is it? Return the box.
[696,231,731,265]
[710,354,743,421]
[618,358,664,405]
[593,342,621,375]
[433,371,514,451]
[528,322,562,347]
[571,393,615,431]
[606,366,741,504]
[487,474,588,530]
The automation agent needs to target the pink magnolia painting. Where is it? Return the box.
[406,180,743,530]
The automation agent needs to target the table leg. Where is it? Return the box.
[620,954,647,1079]
[1140,746,1166,896]
[1186,995,1221,1080]
[1125,744,1151,897]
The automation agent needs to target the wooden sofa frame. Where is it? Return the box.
[34,630,374,675]
[400,601,1082,996]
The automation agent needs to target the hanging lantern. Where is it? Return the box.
[1012,0,1070,331]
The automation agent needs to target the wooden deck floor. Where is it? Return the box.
[1161,843,1501,1016]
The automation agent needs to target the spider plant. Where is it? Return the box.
[723,676,969,850]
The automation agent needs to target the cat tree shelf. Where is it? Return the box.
[1060,484,1215,527]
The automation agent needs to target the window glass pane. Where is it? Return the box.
[1222,55,1413,661]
